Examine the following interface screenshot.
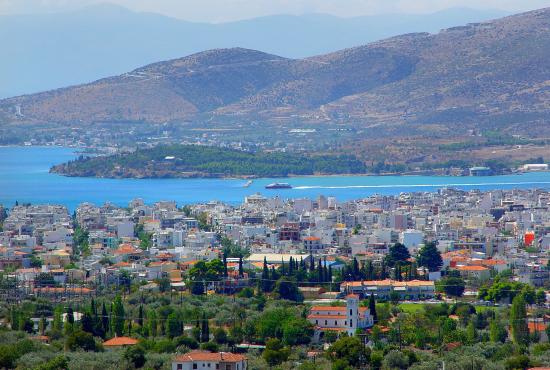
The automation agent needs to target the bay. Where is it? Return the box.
[1,146,550,210]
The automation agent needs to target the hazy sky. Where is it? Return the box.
[1,0,549,22]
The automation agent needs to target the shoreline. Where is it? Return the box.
[49,169,522,180]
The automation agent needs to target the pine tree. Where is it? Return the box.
[369,293,378,324]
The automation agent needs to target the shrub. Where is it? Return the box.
[175,336,199,349]
[200,341,219,352]
[66,331,98,352]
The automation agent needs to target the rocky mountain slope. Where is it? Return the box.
[1,8,549,129]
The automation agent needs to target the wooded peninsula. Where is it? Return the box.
[50,145,367,178]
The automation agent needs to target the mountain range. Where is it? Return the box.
[0,4,508,98]
[1,7,549,134]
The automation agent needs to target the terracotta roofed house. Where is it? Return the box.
[103,336,139,347]
[172,351,247,370]
[307,294,373,336]
[341,279,435,300]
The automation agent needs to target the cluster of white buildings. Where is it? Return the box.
[0,187,549,305]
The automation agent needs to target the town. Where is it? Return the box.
[0,187,549,369]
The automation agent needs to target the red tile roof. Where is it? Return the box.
[103,336,138,346]
[456,265,489,272]
[174,351,246,363]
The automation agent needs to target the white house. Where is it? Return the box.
[307,294,373,336]
[172,351,247,370]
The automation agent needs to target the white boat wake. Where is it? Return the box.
[293,181,550,190]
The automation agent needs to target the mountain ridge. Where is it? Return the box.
[0,5,509,98]
[1,7,550,132]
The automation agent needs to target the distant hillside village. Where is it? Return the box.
[1,188,550,368]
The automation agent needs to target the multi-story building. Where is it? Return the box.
[341,279,435,300]
[307,294,373,336]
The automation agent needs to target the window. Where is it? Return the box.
[350,309,353,315]
[315,320,318,324]
[208,364,211,368]
[177,365,183,370]
[350,319,353,327]
[334,320,337,325]
[193,365,198,370]
[325,320,327,325]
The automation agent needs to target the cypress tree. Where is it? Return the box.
[309,254,315,272]
[369,293,378,323]
[201,313,210,342]
[137,305,144,327]
[91,298,97,316]
[288,257,294,275]
[238,257,243,277]
[380,260,387,279]
[101,302,109,335]
[223,254,228,278]
[510,294,530,346]
[317,259,323,282]
[410,261,418,280]
[112,295,125,337]
[149,309,158,337]
[261,257,270,292]
[271,265,280,281]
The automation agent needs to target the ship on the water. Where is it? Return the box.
[243,180,253,188]
[265,182,292,189]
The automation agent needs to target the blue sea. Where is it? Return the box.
[1,146,550,210]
